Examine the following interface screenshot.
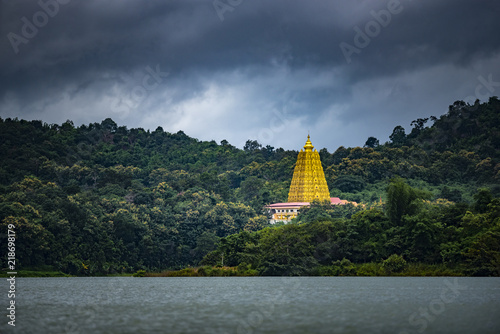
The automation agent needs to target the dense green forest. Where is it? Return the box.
[0,97,499,276]
[201,180,500,276]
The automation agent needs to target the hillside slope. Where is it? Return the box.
[0,97,498,274]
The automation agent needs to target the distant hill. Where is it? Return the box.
[0,96,498,275]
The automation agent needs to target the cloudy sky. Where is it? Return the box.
[1,0,499,151]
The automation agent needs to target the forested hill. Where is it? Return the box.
[0,97,499,275]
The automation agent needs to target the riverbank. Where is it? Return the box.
[139,265,258,277]
[0,270,72,278]
[1,262,469,278]
[137,261,467,277]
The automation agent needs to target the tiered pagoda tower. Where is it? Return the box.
[287,135,330,203]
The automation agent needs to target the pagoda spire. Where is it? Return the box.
[303,135,314,151]
[287,135,330,203]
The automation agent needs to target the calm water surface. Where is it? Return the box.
[3,277,500,333]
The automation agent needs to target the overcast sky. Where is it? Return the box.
[1,0,499,151]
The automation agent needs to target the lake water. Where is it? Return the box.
[3,277,500,333]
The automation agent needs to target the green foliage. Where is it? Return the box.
[440,185,463,203]
[133,269,146,277]
[203,187,499,276]
[319,258,356,276]
[386,177,430,226]
[0,97,498,276]
[0,270,71,278]
[145,265,257,277]
[355,262,384,276]
[364,137,380,148]
[382,254,408,274]
[296,200,363,222]
[333,175,366,193]
[474,188,493,213]
[389,126,407,146]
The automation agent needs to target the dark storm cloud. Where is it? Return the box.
[352,1,499,73]
[1,0,499,150]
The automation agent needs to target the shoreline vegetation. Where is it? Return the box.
[2,262,465,278]
[138,262,465,277]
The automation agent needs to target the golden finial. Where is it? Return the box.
[304,134,314,151]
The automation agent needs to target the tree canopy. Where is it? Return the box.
[0,97,499,275]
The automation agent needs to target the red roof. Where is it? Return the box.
[330,197,342,204]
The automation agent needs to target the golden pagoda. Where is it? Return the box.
[287,135,330,202]
[265,135,352,224]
